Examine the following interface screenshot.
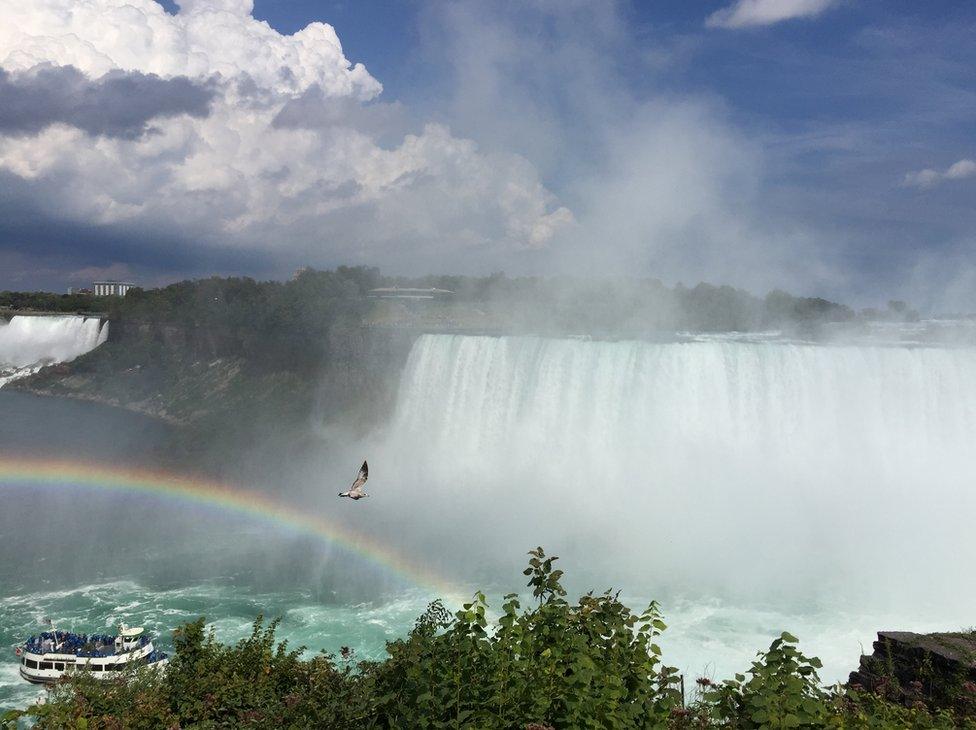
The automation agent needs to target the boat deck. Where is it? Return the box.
[24,631,147,658]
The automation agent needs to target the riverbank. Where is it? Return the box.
[7,378,186,425]
[9,352,267,427]
[9,351,322,472]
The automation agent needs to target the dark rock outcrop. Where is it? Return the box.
[850,631,976,712]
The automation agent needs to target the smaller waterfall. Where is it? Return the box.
[0,315,108,387]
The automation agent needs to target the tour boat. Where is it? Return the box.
[16,624,168,685]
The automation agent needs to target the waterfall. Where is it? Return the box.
[382,334,976,610]
[0,315,108,387]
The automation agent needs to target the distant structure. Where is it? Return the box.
[92,281,136,297]
[367,287,454,301]
[67,287,93,295]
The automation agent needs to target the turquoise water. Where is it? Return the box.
[0,391,433,710]
[4,574,967,712]
[0,579,433,711]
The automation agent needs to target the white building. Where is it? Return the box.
[367,287,454,300]
[93,281,136,297]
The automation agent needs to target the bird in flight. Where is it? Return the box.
[338,460,369,500]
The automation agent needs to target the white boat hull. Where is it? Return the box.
[18,642,167,685]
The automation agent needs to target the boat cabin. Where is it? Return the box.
[17,624,167,685]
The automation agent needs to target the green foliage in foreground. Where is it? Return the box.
[8,549,975,729]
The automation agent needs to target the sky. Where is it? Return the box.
[0,0,974,311]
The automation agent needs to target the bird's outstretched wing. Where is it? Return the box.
[349,460,368,492]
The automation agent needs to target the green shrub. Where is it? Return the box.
[367,548,682,728]
[703,632,830,728]
[14,548,976,729]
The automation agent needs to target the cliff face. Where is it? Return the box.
[16,356,251,425]
[850,631,976,713]
[12,316,419,459]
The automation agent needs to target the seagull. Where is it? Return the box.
[338,460,369,500]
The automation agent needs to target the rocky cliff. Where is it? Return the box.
[850,631,976,713]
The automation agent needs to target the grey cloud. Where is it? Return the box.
[272,85,412,146]
[0,65,215,139]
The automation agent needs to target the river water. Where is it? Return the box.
[0,390,434,710]
[2,331,975,709]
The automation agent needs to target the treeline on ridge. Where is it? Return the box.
[0,290,104,314]
[109,268,864,374]
[5,267,919,372]
[7,268,921,460]
[102,268,872,347]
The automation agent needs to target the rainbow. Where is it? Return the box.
[0,456,462,601]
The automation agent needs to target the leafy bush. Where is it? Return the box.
[702,631,830,728]
[11,549,976,729]
[366,548,682,728]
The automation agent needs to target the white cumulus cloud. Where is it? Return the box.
[0,0,573,272]
[0,0,380,99]
[946,159,976,180]
[903,158,976,188]
[706,0,839,29]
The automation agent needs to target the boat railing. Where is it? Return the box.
[24,631,150,657]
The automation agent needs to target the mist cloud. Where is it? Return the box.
[422,1,844,295]
[0,65,214,139]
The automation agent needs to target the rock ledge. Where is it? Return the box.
[850,631,976,711]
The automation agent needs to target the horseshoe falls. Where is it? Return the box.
[0,315,107,386]
[379,334,976,677]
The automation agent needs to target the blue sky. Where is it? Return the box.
[1,0,974,311]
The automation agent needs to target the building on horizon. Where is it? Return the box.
[93,281,136,297]
[367,287,455,301]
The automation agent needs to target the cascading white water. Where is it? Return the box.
[383,334,976,611]
[377,333,976,678]
[0,315,107,386]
